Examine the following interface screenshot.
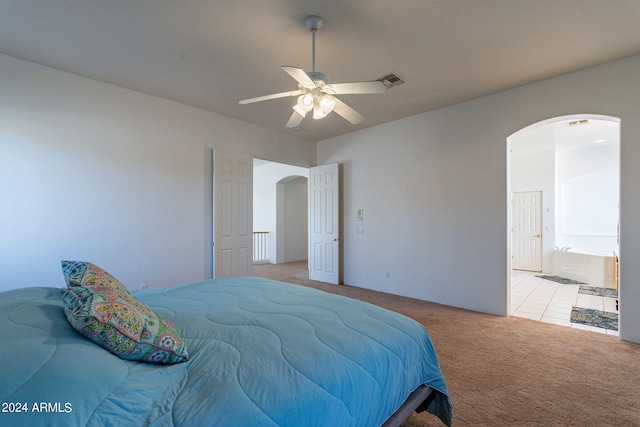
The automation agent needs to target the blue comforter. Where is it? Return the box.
[0,277,452,426]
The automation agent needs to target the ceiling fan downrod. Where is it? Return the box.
[305,15,324,78]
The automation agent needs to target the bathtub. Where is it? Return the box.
[552,249,615,288]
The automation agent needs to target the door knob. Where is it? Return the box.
[332,237,339,241]
[534,234,541,238]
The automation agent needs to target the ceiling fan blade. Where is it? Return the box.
[281,66,315,87]
[285,111,305,128]
[332,98,364,125]
[239,89,302,105]
[328,81,386,94]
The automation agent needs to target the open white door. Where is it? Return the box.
[308,163,340,284]
[512,191,542,271]
[214,149,253,277]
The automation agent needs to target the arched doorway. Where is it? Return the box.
[253,159,309,265]
[507,114,620,335]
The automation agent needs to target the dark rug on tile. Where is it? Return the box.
[570,307,618,331]
[536,275,584,285]
[579,285,618,298]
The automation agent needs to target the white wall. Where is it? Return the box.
[283,177,308,262]
[0,54,315,291]
[317,54,640,343]
[556,145,619,253]
[253,161,308,263]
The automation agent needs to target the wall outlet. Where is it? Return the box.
[385,271,391,278]
[140,284,149,290]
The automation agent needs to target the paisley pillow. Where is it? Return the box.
[61,260,130,295]
[61,285,189,364]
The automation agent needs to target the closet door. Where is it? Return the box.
[512,191,542,272]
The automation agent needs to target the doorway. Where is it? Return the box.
[277,175,308,263]
[507,115,620,335]
[512,191,542,272]
[253,159,309,266]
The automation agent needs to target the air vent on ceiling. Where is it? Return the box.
[568,119,589,126]
[377,73,405,89]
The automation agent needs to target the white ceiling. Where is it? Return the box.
[2,0,640,142]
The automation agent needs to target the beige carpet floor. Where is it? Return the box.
[254,261,640,426]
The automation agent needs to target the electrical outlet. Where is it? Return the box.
[385,271,391,278]
[140,284,149,290]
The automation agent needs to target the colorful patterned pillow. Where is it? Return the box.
[61,285,189,364]
[61,260,130,295]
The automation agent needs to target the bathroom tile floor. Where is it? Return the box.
[510,269,619,336]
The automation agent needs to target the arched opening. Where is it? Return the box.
[253,159,309,265]
[507,114,620,335]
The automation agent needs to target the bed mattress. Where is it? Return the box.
[0,276,451,426]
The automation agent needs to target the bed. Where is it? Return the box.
[0,274,452,426]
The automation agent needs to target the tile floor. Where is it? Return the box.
[510,269,619,336]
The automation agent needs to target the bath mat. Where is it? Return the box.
[536,275,584,285]
[578,285,618,298]
[570,307,618,331]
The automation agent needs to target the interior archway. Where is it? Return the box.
[507,114,620,335]
[253,159,310,265]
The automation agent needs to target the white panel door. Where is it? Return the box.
[512,191,542,271]
[214,149,253,277]
[309,163,340,284]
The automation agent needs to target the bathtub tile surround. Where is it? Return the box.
[511,270,619,336]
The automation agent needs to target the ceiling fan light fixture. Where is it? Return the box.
[320,94,336,113]
[293,93,314,116]
[297,93,314,111]
[313,93,335,120]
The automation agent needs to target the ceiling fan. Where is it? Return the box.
[239,15,386,129]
